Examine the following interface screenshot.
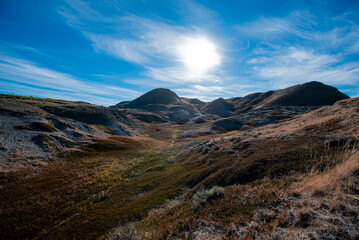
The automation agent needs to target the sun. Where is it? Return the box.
[177,37,221,74]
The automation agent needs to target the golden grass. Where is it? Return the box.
[298,150,359,196]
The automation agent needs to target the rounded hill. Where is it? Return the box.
[201,98,234,117]
[125,88,181,109]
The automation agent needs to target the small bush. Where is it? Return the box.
[109,223,136,240]
[91,190,109,202]
[167,157,174,164]
[192,186,225,209]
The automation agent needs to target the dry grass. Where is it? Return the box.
[31,121,57,132]
[2,97,359,239]
[134,142,359,239]
[298,150,359,196]
[0,136,208,240]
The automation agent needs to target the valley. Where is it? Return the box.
[0,81,358,239]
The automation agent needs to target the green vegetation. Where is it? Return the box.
[192,186,225,209]
[2,93,56,102]
[0,136,203,239]
[140,128,158,138]
[92,125,115,135]
[137,177,294,239]
[1,126,358,239]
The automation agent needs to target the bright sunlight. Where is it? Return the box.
[177,37,221,74]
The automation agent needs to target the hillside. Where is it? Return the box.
[0,82,351,171]
[112,88,181,110]
[232,81,349,114]
[0,95,144,172]
[201,97,234,117]
[0,83,358,240]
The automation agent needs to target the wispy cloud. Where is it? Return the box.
[58,0,227,96]
[0,53,140,105]
[174,84,233,101]
[248,47,359,88]
[235,10,359,56]
[57,1,359,99]
[173,82,263,101]
[235,11,317,40]
[85,15,187,65]
[235,10,359,95]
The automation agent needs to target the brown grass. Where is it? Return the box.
[298,150,359,196]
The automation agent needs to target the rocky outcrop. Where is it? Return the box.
[0,97,144,171]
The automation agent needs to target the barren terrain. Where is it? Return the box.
[0,82,358,239]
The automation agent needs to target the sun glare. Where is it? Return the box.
[177,37,221,74]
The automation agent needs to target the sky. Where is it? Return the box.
[0,0,359,105]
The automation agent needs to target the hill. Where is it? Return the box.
[112,88,181,109]
[201,97,234,117]
[233,81,349,113]
[0,95,144,172]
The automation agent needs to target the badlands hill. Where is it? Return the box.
[231,81,349,113]
[0,82,350,172]
[112,88,181,110]
[201,97,234,117]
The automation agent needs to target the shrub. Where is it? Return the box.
[91,190,109,202]
[109,223,136,240]
[192,186,225,209]
[167,156,174,164]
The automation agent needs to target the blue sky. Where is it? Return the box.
[1,0,359,105]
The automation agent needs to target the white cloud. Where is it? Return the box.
[235,11,317,39]
[57,1,359,100]
[88,34,152,64]
[59,0,226,88]
[237,11,359,92]
[0,54,140,105]
[174,85,232,101]
[248,47,359,88]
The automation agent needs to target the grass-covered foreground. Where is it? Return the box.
[0,136,203,239]
[1,132,359,239]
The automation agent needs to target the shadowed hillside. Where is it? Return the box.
[112,88,181,110]
[232,81,349,114]
[201,97,234,117]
